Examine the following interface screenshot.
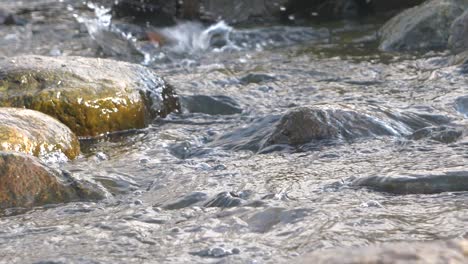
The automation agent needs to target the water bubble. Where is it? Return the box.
[360,200,384,208]
[95,152,108,161]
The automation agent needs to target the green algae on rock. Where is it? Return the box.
[0,151,103,209]
[0,55,180,137]
[0,107,80,159]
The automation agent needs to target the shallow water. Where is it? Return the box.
[0,0,467,263]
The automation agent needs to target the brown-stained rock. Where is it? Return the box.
[0,152,103,209]
[0,107,80,159]
[0,55,180,137]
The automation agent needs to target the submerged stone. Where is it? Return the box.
[180,95,242,115]
[204,192,244,208]
[266,104,439,146]
[0,55,180,137]
[353,171,468,194]
[211,104,444,152]
[0,152,103,209]
[163,192,208,210]
[379,0,468,52]
[0,107,80,159]
[409,125,464,144]
[455,95,468,117]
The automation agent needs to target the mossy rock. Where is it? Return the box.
[0,107,80,159]
[0,55,180,137]
[0,151,103,209]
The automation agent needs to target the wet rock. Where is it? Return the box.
[281,0,424,22]
[0,9,26,26]
[0,55,180,137]
[204,192,244,208]
[112,0,177,26]
[449,10,468,54]
[195,0,289,25]
[0,152,103,209]
[238,73,277,85]
[0,108,80,159]
[298,239,468,264]
[409,126,464,144]
[210,115,281,152]
[379,0,468,52]
[455,95,468,117]
[353,171,468,194]
[265,104,439,146]
[180,95,242,115]
[212,104,443,152]
[191,247,239,258]
[163,192,208,210]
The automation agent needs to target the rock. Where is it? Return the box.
[210,114,281,152]
[0,152,103,209]
[238,73,277,85]
[112,0,177,26]
[449,10,468,54]
[455,95,468,117]
[409,125,464,143]
[0,8,26,26]
[352,171,468,194]
[276,0,424,22]
[265,104,439,146]
[193,0,289,25]
[110,0,425,26]
[204,192,244,208]
[163,192,208,210]
[379,0,468,52]
[0,108,80,159]
[180,95,242,115]
[298,239,468,264]
[0,55,180,137]
[211,104,443,153]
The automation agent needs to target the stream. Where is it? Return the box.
[0,0,467,263]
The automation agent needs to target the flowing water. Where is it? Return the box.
[0,0,467,263]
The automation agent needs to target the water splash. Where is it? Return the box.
[75,2,143,61]
[76,2,329,65]
[159,21,235,54]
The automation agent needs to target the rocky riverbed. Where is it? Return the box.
[0,0,467,263]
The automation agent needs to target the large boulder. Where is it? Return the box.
[0,55,180,137]
[379,0,468,52]
[298,239,468,264]
[0,108,80,159]
[0,152,103,209]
